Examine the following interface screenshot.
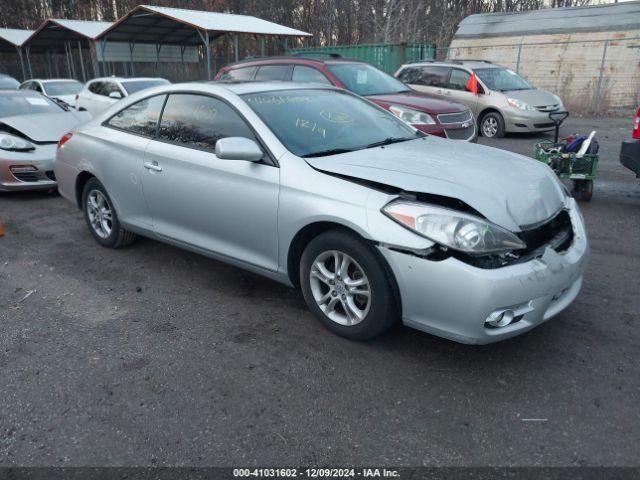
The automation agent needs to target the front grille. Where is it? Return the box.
[438,110,473,125]
[444,124,475,140]
[534,122,555,129]
[535,104,559,112]
[12,171,39,182]
[45,170,56,181]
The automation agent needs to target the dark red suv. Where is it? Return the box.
[215,57,477,141]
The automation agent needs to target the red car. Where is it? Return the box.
[620,106,640,177]
[215,56,477,141]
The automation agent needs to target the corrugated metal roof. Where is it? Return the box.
[50,19,113,39]
[454,1,640,39]
[98,4,311,43]
[0,28,33,47]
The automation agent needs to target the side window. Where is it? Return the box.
[88,82,103,95]
[158,94,257,153]
[34,83,43,93]
[449,69,471,91]
[396,67,422,84]
[254,65,291,81]
[18,82,30,90]
[292,66,332,85]
[222,67,256,80]
[107,95,166,137]
[418,66,451,88]
[103,81,124,97]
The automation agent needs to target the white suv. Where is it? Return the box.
[75,77,170,116]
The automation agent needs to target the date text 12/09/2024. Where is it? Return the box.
[233,468,400,478]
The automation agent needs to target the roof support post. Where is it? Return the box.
[25,45,33,78]
[129,42,135,76]
[77,40,86,82]
[66,42,77,79]
[180,44,186,79]
[63,43,72,78]
[233,34,239,62]
[155,43,162,75]
[260,37,265,56]
[16,47,26,80]
[197,29,212,81]
[90,41,100,78]
[100,37,108,76]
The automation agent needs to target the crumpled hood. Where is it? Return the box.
[306,136,566,232]
[0,111,88,142]
[503,88,560,107]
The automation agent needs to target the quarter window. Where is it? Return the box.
[292,66,332,85]
[449,69,472,91]
[158,94,257,152]
[254,65,291,81]
[107,95,166,137]
[400,66,450,87]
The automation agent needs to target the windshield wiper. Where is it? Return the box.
[365,137,412,149]
[302,148,354,158]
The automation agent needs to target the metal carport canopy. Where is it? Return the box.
[96,4,312,78]
[0,28,33,52]
[23,19,113,53]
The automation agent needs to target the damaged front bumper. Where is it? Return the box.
[378,198,589,344]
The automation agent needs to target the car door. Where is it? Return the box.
[94,81,122,113]
[95,94,167,228]
[142,92,280,272]
[445,68,479,115]
[79,81,102,114]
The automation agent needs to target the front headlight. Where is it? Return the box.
[382,200,526,255]
[506,98,535,111]
[0,133,35,151]
[388,105,436,125]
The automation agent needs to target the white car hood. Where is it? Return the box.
[305,136,566,232]
[0,111,89,142]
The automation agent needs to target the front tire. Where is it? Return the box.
[480,111,506,138]
[300,230,399,340]
[82,177,136,248]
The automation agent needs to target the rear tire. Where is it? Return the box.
[82,177,136,248]
[480,111,506,138]
[572,179,593,202]
[299,230,399,340]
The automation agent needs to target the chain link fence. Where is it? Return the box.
[434,37,640,114]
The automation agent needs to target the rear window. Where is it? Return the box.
[43,81,83,96]
[121,79,170,95]
[254,65,291,81]
[220,67,256,81]
[0,94,63,117]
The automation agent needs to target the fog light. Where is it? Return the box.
[10,165,38,174]
[485,309,515,328]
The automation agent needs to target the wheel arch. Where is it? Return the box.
[286,221,402,317]
[75,171,96,209]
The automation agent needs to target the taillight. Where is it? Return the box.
[633,107,640,140]
[58,132,73,149]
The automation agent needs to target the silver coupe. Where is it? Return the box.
[54,82,589,344]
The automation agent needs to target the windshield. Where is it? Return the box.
[0,76,19,89]
[43,80,83,96]
[121,79,170,95]
[474,68,533,92]
[0,94,63,117]
[243,89,419,158]
[327,63,411,96]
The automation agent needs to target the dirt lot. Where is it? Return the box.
[1,117,639,467]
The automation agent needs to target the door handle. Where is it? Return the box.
[143,161,163,172]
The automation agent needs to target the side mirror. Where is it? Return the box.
[215,137,263,162]
[109,91,123,99]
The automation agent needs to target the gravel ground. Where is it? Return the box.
[0,116,638,467]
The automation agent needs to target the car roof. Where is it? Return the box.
[88,77,168,83]
[222,55,367,69]
[0,89,46,97]
[208,80,336,95]
[402,60,502,70]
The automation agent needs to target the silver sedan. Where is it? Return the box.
[54,82,589,344]
[0,90,90,191]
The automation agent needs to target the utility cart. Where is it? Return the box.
[534,111,599,201]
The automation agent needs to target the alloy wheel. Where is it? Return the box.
[482,117,499,137]
[86,189,113,239]
[309,250,371,326]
